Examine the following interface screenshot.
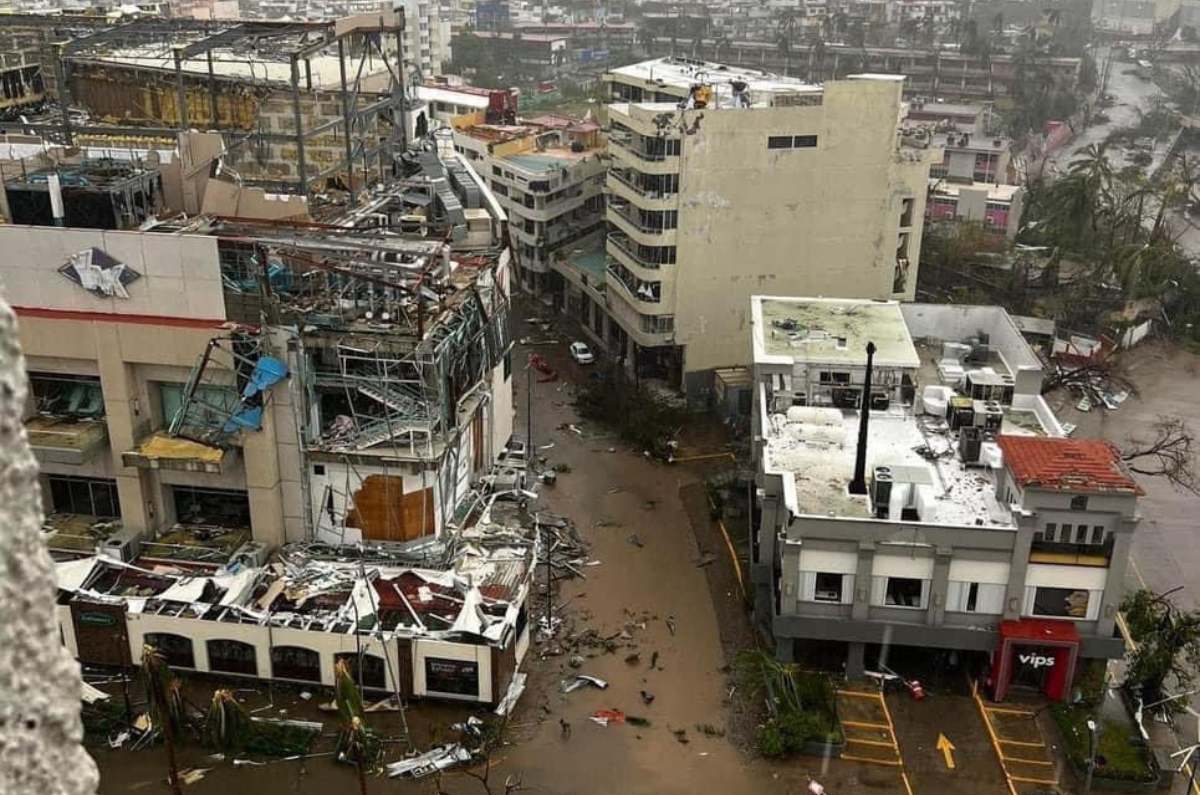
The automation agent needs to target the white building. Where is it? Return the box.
[397,0,453,77]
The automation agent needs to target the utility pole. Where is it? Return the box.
[525,354,534,480]
[1083,718,1098,795]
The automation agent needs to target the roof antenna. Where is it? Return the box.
[848,341,876,496]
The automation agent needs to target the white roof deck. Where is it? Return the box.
[762,405,1023,528]
[753,296,921,368]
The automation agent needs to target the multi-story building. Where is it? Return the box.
[592,57,939,395]
[7,142,513,563]
[926,180,1025,240]
[923,131,1012,184]
[397,0,453,77]
[452,112,607,293]
[750,296,1132,701]
[1092,0,1181,36]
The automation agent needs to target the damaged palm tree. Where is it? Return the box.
[203,689,253,751]
[334,659,381,795]
[141,644,186,795]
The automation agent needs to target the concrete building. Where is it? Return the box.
[749,296,1132,701]
[1092,0,1181,35]
[927,180,1026,240]
[397,0,453,77]
[7,143,514,564]
[589,58,939,395]
[451,112,607,293]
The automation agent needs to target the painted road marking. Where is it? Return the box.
[836,689,914,795]
[972,679,1059,794]
[936,733,957,770]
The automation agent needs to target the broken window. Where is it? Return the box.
[271,646,321,682]
[48,475,120,518]
[207,639,257,676]
[335,652,387,690]
[899,198,914,228]
[813,572,844,602]
[172,486,251,528]
[29,373,104,419]
[884,577,924,608]
[145,633,195,669]
[1030,587,1089,618]
[1070,495,1089,511]
[158,382,240,433]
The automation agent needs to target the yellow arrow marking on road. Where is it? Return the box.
[937,733,957,770]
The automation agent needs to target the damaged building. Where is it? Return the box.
[6,133,513,573]
[749,297,1136,703]
[0,13,413,207]
[52,509,534,705]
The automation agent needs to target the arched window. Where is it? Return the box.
[207,639,257,676]
[334,652,387,691]
[271,646,321,682]
[144,633,195,669]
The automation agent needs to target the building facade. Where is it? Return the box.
[397,0,453,77]
[594,58,940,395]
[750,296,1133,701]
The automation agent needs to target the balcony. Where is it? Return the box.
[608,202,676,245]
[608,136,679,175]
[607,232,668,274]
[607,169,678,211]
[122,431,235,474]
[607,262,662,308]
[26,416,109,465]
[1029,536,1114,567]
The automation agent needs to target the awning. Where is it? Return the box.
[948,558,1011,585]
[872,551,935,580]
[999,618,1080,644]
[1025,563,1108,591]
[55,556,100,592]
[798,547,859,575]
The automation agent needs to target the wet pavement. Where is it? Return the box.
[87,300,1044,794]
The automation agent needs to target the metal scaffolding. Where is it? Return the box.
[0,13,407,202]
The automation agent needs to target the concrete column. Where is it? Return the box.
[929,546,952,626]
[852,542,874,622]
[1098,529,1134,638]
[1004,518,1036,620]
[846,641,866,679]
[93,325,153,534]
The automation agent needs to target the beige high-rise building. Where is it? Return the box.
[589,58,941,398]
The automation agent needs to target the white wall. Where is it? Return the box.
[412,637,493,702]
[0,226,225,321]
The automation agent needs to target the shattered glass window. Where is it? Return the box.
[29,373,105,419]
[158,382,241,434]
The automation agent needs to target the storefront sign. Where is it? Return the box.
[79,611,118,627]
[1018,652,1055,669]
[59,247,141,299]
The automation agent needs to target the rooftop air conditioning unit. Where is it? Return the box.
[959,425,984,465]
[98,528,143,562]
[871,466,893,520]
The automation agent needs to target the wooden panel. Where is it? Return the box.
[472,411,484,472]
[71,600,129,668]
[347,475,435,542]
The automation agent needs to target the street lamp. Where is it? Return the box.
[1083,718,1099,795]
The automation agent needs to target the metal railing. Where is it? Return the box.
[608,232,663,270]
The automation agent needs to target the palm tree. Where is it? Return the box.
[335,659,379,795]
[142,645,184,795]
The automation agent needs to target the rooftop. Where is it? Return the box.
[607,56,822,109]
[929,180,1023,202]
[763,405,1019,526]
[997,436,1144,496]
[754,297,921,368]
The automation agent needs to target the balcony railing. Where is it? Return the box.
[609,202,671,236]
[607,264,661,304]
[610,135,669,163]
[608,232,662,270]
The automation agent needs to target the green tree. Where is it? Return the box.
[334,659,381,795]
[1122,589,1200,715]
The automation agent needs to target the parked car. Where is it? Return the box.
[569,341,595,364]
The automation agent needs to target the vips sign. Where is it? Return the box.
[1018,652,1055,669]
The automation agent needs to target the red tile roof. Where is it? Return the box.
[996,435,1143,495]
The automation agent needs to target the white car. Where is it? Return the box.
[569,341,595,365]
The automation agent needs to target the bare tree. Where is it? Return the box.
[1122,415,1199,494]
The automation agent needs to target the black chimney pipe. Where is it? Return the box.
[848,341,876,496]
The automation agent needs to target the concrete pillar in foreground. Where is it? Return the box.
[0,300,99,795]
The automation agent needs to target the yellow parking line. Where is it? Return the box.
[846,737,897,748]
[986,706,1036,716]
[838,690,885,700]
[1002,756,1053,766]
[841,754,902,767]
[877,691,914,795]
[997,738,1045,748]
[1010,774,1060,785]
[842,720,892,730]
[974,685,1021,795]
